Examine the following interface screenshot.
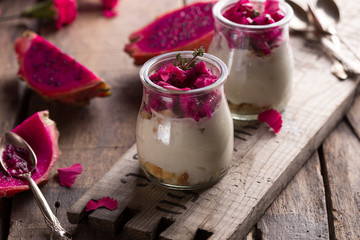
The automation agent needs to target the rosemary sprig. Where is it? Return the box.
[173,46,205,71]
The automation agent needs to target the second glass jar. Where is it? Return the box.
[209,0,294,120]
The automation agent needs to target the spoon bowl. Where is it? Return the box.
[286,0,310,32]
[0,131,71,240]
[316,0,341,34]
[286,0,348,80]
[0,131,37,178]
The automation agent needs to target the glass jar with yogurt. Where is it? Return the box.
[209,0,294,120]
[136,51,233,190]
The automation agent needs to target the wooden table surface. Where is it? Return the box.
[1,0,360,239]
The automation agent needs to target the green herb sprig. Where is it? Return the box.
[173,46,205,71]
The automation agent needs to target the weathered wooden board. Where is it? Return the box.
[64,0,360,239]
[5,0,182,239]
[346,93,360,139]
[0,1,37,239]
[2,0,360,239]
[66,35,359,240]
[322,122,360,239]
[256,153,329,239]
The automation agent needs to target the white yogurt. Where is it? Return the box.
[209,37,293,120]
[224,43,293,109]
[136,102,234,186]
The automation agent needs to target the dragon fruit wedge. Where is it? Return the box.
[0,111,60,198]
[124,1,216,65]
[14,31,111,106]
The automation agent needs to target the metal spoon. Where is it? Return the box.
[0,132,71,240]
[314,0,345,76]
[315,0,340,36]
[286,0,348,80]
[307,1,348,80]
[286,0,311,32]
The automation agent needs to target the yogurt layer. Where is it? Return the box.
[224,42,293,109]
[136,102,234,186]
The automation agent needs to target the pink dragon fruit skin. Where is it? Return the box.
[124,1,216,65]
[14,31,111,106]
[0,110,60,198]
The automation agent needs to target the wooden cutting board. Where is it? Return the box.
[66,32,360,239]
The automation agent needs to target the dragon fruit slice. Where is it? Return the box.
[0,111,60,198]
[14,31,111,106]
[124,1,216,65]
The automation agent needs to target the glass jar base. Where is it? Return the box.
[231,112,259,121]
[228,101,287,121]
[141,166,228,191]
[227,101,268,121]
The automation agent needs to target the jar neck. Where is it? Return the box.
[140,52,228,96]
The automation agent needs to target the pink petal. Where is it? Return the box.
[57,163,83,187]
[54,0,77,29]
[258,109,282,134]
[102,0,119,18]
[103,10,117,18]
[85,196,118,212]
[102,0,118,10]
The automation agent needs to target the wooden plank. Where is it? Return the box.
[256,153,329,239]
[65,1,360,239]
[0,0,37,142]
[346,93,360,139]
[3,1,360,240]
[0,1,38,239]
[6,0,182,239]
[0,198,11,240]
[67,54,358,239]
[322,121,360,239]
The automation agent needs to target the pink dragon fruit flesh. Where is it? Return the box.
[125,1,216,65]
[14,31,111,106]
[0,111,60,198]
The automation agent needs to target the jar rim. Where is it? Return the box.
[140,51,229,95]
[213,0,294,29]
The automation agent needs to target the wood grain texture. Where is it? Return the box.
[346,93,360,139]
[0,1,37,239]
[6,0,182,239]
[322,122,360,239]
[2,0,360,239]
[257,153,329,240]
[0,0,37,138]
[67,47,358,239]
[65,0,360,239]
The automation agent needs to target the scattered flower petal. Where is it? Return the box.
[103,10,117,18]
[101,0,119,18]
[85,196,118,212]
[54,0,78,29]
[57,163,83,187]
[258,109,282,134]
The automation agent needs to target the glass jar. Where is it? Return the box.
[209,0,294,121]
[136,51,233,190]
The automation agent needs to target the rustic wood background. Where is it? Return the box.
[0,0,360,239]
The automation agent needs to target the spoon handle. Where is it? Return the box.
[25,174,71,240]
[307,3,360,77]
[320,36,360,75]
